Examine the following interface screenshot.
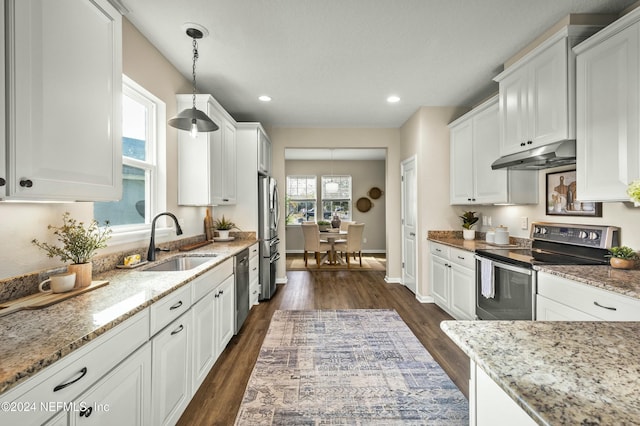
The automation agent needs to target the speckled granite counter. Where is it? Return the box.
[441,320,640,426]
[427,230,530,252]
[0,238,256,395]
[535,264,640,300]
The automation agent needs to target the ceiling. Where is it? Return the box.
[123,0,636,129]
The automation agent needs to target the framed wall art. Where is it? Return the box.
[545,170,602,217]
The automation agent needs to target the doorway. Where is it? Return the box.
[401,156,417,294]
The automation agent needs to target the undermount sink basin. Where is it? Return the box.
[143,255,218,272]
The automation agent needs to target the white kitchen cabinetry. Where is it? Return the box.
[151,310,193,426]
[575,11,640,202]
[4,0,122,201]
[537,271,640,321]
[494,26,600,156]
[470,361,536,426]
[249,243,260,307]
[215,274,235,358]
[429,243,476,320]
[258,126,272,175]
[177,94,237,206]
[449,96,537,205]
[68,343,151,426]
[0,2,5,198]
[0,310,150,426]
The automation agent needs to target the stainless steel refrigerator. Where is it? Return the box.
[258,175,280,299]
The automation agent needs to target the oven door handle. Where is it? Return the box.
[474,255,532,275]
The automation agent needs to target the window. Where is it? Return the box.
[286,176,317,224]
[94,76,166,238]
[321,175,352,221]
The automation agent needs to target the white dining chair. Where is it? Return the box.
[301,223,332,267]
[334,223,364,268]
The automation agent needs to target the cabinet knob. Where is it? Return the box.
[527,141,532,145]
[520,142,526,147]
[79,406,93,417]
[19,179,33,188]
[0,177,5,186]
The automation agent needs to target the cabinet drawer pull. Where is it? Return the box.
[171,324,184,335]
[219,290,224,295]
[0,177,5,186]
[457,256,465,260]
[215,292,220,298]
[53,367,88,392]
[169,301,183,310]
[79,406,93,417]
[593,301,617,311]
[435,248,442,252]
[19,179,33,188]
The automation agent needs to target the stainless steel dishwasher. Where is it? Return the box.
[234,248,250,334]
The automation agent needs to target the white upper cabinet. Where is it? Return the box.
[575,11,640,202]
[177,94,237,206]
[450,96,537,205]
[494,26,600,156]
[258,127,272,175]
[4,0,122,201]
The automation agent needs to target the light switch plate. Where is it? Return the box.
[520,217,528,230]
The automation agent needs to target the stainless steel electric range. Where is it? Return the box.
[474,222,620,320]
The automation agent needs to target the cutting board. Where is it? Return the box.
[0,280,109,318]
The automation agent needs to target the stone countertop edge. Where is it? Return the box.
[428,233,640,300]
[0,239,257,396]
[440,320,640,426]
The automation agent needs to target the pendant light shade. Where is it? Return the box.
[169,26,218,136]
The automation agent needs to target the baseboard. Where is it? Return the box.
[276,276,288,284]
[384,275,402,284]
[416,294,434,303]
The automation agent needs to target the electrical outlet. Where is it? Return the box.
[487,216,492,226]
[520,217,528,230]
[482,216,488,226]
[363,237,367,244]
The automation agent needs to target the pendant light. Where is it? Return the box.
[168,26,219,137]
[326,149,339,193]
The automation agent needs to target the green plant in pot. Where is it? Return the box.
[32,212,111,288]
[605,246,638,270]
[628,179,640,207]
[317,220,331,232]
[459,211,479,240]
[212,215,238,239]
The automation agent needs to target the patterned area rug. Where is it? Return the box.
[235,310,468,425]
[286,254,386,271]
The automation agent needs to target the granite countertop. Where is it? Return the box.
[0,238,256,396]
[441,320,640,426]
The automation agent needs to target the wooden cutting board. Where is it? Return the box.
[0,280,109,318]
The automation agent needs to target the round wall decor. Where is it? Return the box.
[356,197,372,212]
[368,187,383,199]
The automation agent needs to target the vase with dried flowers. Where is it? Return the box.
[32,212,111,288]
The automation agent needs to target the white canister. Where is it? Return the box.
[485,229,495,243]
[494,226,509,245]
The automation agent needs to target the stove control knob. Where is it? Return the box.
[578,231,589,239]
[539,227,548,234]
[534,227,541,234]
[588,231,599,240]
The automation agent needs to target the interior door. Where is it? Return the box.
[401,156,417,294]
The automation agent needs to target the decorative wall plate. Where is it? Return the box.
[356,197,372,212]
[368,187,383,199]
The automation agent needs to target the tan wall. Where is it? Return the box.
[285,159,386,252]
[0,19,198,279]
[399,106,469,300]
[269,128,402,282]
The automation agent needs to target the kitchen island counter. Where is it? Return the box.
[441,320,640,426]
[0,238,256,396]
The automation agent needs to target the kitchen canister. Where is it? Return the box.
[485,229,495,243]
[494,225,509,245]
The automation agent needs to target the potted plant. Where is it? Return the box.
[628,179,640,207]
[459,211,479,240]
[212,215,238,239]
[605,246,638,270]
[317,220,331,232]
[32,212,111,288]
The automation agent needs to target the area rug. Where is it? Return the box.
[286,255,386,271]
[234,309,468,425]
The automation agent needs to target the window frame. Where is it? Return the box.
[286,175,318,225]
[321,175,352,221]
[95,75,167,245]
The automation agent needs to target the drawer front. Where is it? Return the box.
[538,272,640,321]
[430,242,450,258]
[249,254,259,282]
[150,284,192,336]
[249,242,259,259]
[250,278,260,307]
[449,247,475,269]
[191,258,234,302]
[1,309,149,425]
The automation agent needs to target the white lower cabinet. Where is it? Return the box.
[249,242,260,308]
[151,310,193,426]
[215,275,235,359]
[470,361,536,426]
[429,243,476,320]
[536,271,640,321]
[191,290,216,393]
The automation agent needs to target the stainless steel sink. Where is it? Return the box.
[143,255,218,272]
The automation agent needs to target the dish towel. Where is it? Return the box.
[480,258,495,299]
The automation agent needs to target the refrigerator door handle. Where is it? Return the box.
[269,237,280,247]
[272,182,280,231]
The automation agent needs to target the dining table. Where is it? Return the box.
[319,229,348,264]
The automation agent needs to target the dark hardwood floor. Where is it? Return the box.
[178,269,470,426]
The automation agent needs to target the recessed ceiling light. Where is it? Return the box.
[387,95,400,103]
[258,95,272,102]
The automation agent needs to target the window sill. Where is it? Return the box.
[107,225,173,246]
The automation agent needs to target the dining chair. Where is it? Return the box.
[301,223,332,267]
[339,220,355,232]
[334,223,364,268]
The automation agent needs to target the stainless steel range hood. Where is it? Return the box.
[491,140,576,170]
